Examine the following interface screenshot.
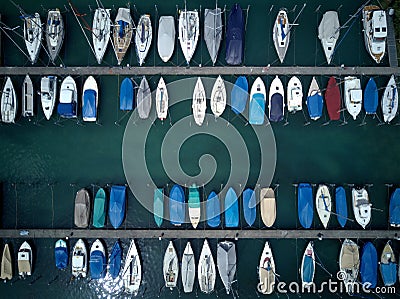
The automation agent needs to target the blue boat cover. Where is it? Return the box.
[269,93,284,122]
[83,89,97,119]
[249,93,265,125]
[298,183,313,229]
[302,255,314,283]
[55,245,68,269]
[225,4,244,65]
[360,242,377,288]
[120,78,134,110]
[243,188,256,226]
[231,76,248,114]
[335,186,347,228]
[57,102,76,118]
[169,184,185,226]
[381,262,397,286]
[118,20,126,38]
[109,241,122,279]
[225,187,239,227]
[90,249,106,279]
[364,77,378,114]
[109,185,126,229]
[389,188,400,226]
[206,191,221,227]
[307,94,323,119]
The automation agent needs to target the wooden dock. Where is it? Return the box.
[0,229,397,240]
[387,12,398,68]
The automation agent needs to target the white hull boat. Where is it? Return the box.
[82,76,98,122]
[22,74,34,117]
[198,239,216,294]
[46,9,64,62]
[113,8,134,65]
[178,8,199,64]
[273,9,290,63]
[260,187,276,227]
[122,240,141,295]
[381,75,398,123]
[301,242,315,288]
[0,244,12,280]
[156,77,169,120]
[287,76,303,112]
[18,241,32,277]
[72,239,87,278]
[135,14,152,66]
[316,184,331,229]
[363,6,387,64]
[92,8,111,64]
[352,187,371,229]
[344,76,362,120]
[1,77,17,123]
[58,76,77,118]
[210,75,226,117]
[318,11,340,64]
[258,241,275,294]
[192,77,206,125]
[23,13,42,64]
[157,16,175,62]
[41,76,57,120]
[339,239,359,295]
[204,8,223,65]
[163,241,179,290]
[181,241,195,293]
[217,241,236,295]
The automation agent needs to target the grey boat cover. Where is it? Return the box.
[182,244,195,292]
[137,76,152,119]
[217,241,236,294]
[204,8,222,65]
[318,11,339,41]
[74,189,90,228]
[157,16,175,62]
[0,244,12,280]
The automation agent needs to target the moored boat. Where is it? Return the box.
[306,77,323,121]
[362,6,387,64]
[339,239,359,295]
[1,77,17,123]
[206,191,220,228]
[18,241,32,277]
[273,9,290,63]
[380,241,397,286]
[258,241,275,295]
[231,76,248,114]
[92,187,106,228]
[82,76,99,122]
[40,76,57,120]
[136,76,152,119]
[300,242,315,288]
[335,186,348,228]
[268,76,284,122]
[360,242,377,288]
[249,77,266,125]
[298,183,313,229]
[344,76,362,120]
[92,8,111,64]
[90,239,106,279]
[243,188,256,226]
[210,75,226,117]
[325,76,341,121]
[217,241,236,294]
[225,187,239,228]
[389,188,400,227]
[260,187,276,227]
[225,4,244,65]
[108,240,122,279]
[23,13,42,64]
[57,76,77,118]
[318,11,340,64]
[364,77,378,115]
[178,5,199,64]
[120,77,134,111]
[109,185,126,229]
[192,77,206,126]
[287,76,303,113]
[163,241,178,290]
[113,8,134,65]
[198,239,216,294]
[315,184,331,229]
[188,184,201,229]
[157,16,175,62]
[135,14,152,66]
[169,184,185,226]
[72,239,87,278]
[381,75,398,123]
[154,188,164,227]
[0,244,12,280]
[156,77,169,120]
[46,9,64,62]
[74,188,90,228]
[352,187,371,229]
[55,239,68,270]
[22,74,34,117]
[204,7,223,65]
[181,241,195,293]
[122,240,141,294]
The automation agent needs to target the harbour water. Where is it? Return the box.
[0,0,398,298]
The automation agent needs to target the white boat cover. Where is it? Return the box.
[318,11,339,41]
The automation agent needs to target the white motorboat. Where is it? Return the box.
[210,75,226,117]
[23,13,42,64]
[122,240,141,295]
[178,5,199,64]
[381,75,398,123]
[300,242,315,288]
[258,241,275,295]
[22,74,34,117]
[92,8,111,64]
[198,239,216,294]
[316,184,331,229]
[1,77,17,123]
[72,239,87,278]
[156,77,168,120]
[46,9,64,62]
[344,76,362,120]
[287,76,303,112]
[192,77,206,126]
[163,241,179,290]
[339,239,359,295]
[18,241,32,277]
[318,11,340,64]
[40,76,57,120]
[82,76,98,122]
[113,8,134,65]
[58,76,77,118]
[352,187,371,229]
[181,241,195,293]
[157,16,175,62]
[135,14,152,66]
[273,9,290,63]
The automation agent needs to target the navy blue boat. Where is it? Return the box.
[243,188,256,226]
[109,185,126,229]
[380,241,397,286]
[206,191,221,227]
[169,184,185,226]
[225,187,239,227]
[90,239,106,279]
[298,183,313,229]
[335,186,348,228]
[231,76,248,114]
[54,239,68,270]
[225,3,244,65]
[269,93,284,122]
[389,188,400,227]
[108,241,122,279]
[360,242,377,288]
[364,77,378,115]
[120,78,134,110]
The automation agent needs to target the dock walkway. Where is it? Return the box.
[387,12,398,68]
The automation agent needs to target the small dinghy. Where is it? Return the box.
[178,5,199,64]
[46,9,64,62]
[335,186,348,228]
[380,241,397,286]
[339,239,359,295]
[360,242,378,288]
[231,76,248,114]
[198,239,216,294]
[206,191,220,227]
[157,16,175,62]
[188,184,201,229]
[92,8,111,64]
[204,7,223,65]
[260,187,276,227]
[58,76,77,118]
[22,74,34,117]
[318,11,340,64]
[113,8,134,65]
[192,77,207,126]
[23,13,42,64]
[225,4,244,65]
[273,9,290,63]
[364,77,378,115]
[120,77,134,111]
[108,240,122,279]
[72,239,87,278]
[217,241,236,295]
[298,183,313,229]
[243,188,256,226]
[136,76,152,119]
[74,188,90,228]
[1,77,17,123]
[0,244,12,280]
[122,240,141,294]
[182,241,195,293]
[82,76,99,122]
[40,76,57,120]
[169,184,185,226]
[249,77,266,125]
[153,188,164,227]
[389,188,400,227]
[306,77,323,121]
[381,75,398,123]
[156,77,169,120]
[301,242,315,288]
[258,241,275,295]
[90,239,106,279]
[344,76,362,120]
[352,187,371,229]
[163,241,178,290]
[210,75,226,117]
[316,184,331,229]
[325,76,341,121]
[18,241,32,277]
[362,6,387,64]
[92,187,106,228]
[268,76,285,122]
[55,239,68,270]
[135,14,152,66]
[287,76,303,113]
[225,187,239,228]
[109,185,126,229]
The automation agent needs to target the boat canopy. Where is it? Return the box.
[90,250,106,279]
[169,184,185,226]
[92,188,106,228]
[318,11,339,42]
[249,93,265,125]
[335,186,347,228]
[57,102,76,117]
[372,11,387,39]
[389,188,400,226]
[231,76,248,114]
[298,183,313,229]
[109,241,122,279]
[225,4,244,65]
[206,191,221,227]
[350,89,362,103]
[109,185,126,229]
[120,78,134,110]
[302,254,314,283]
[225,188,239,227]
[381,262,397,286]
[360,242,377,288]
[270,93,284,122]
[83,89,97,119]
[154,188,164,227]
[243,188,256,226]
[307,93,323,119]
[55,245,68,269]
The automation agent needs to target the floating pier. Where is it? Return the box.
[387,12,398,68]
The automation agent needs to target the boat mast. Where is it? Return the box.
[287,3,306,33]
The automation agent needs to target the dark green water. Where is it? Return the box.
[0,0,398,298]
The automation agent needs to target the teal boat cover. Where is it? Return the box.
[154,188,164,227]
[249,93,265,125]
[225,187,239,227]
[92,188,106,228]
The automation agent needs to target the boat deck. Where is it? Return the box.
[386,12,398,68]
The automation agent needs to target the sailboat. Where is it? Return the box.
[135,14,152,66]
[178,3,199,64]
[360,242,377,288]
[136,76,152,119]
[380,241,397,286]
[217,241,236,294]
[74,188,90,228]
[381,75,398,123]
[120,77,134,111]
[0,244,12,280]
[18,241,32,277]
[1,77,17,123]
[243,188,256,226]
[23,13,42,64]
[335,186,348,228]
[268,76,284,122]
[40,76,57,120]
[300,242,315,288]
[352,187,371,229]
[315,184,331,229]
[258,241,275,294]
[58,76,78,118]
[260,187,276,227]
[298,183,313,229]
[192,77,206,126]
[287,76,303,113]
[181,241,195,293]
[344,76,362,120]
[153,188,164,227]
[72,239,87,278]
[204,5,223,65]
[89,239,106,279]
[46,9,64,62]
[362,6,387,63]
[113,8,134,65]
[54,239,68,270]
[249,77,266,125]
[22,74,34,117]
[163,241,179,290]
[82,76,99,122]
[122,240,141,294]
[306,77,323,121]
[339,239,359,295]
[109,185,126,229]
[318,11,340,64]
[389,188,400,227]
[198,239,216,294]
[325,76,341,121]
[188,184,201,229]
[364,77,378,115]
[156,77,169,120]
[92,8,111,64]
[225,4,244,65]
[273,9,290,63]
[157,16,175,62]
[210,75,226,117]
